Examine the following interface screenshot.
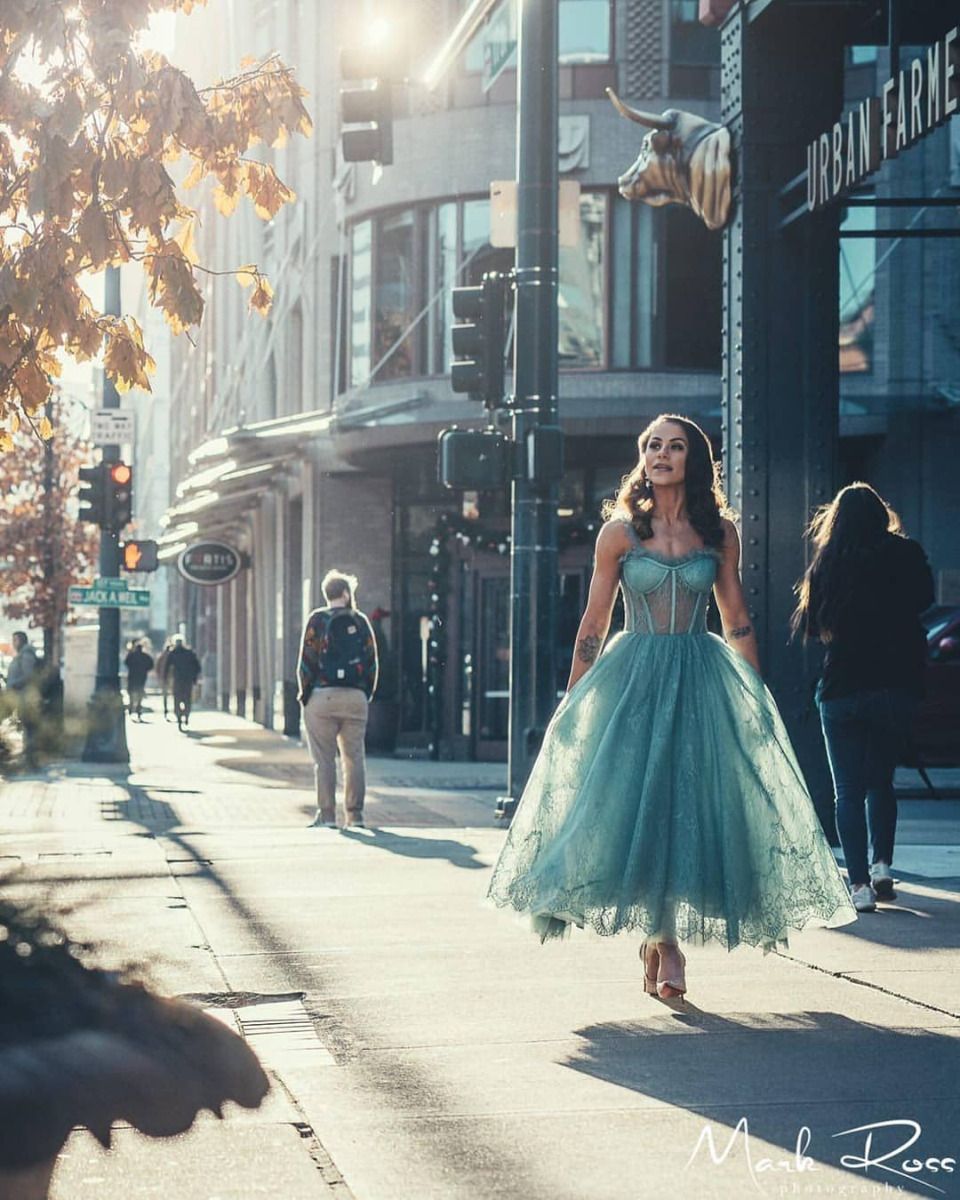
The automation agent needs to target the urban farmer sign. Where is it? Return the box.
[807,23,958,211]
[178,541,242,586]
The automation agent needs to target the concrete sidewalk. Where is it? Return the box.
[2,708,959,1199]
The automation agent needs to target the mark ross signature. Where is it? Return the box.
[687,1117,956,1194]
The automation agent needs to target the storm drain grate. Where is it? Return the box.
[181,992,335,1068]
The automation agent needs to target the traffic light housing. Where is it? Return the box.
[78,463,108,526]
[339,48,393,165]
[106,462,133,531]
[120,539,158,572]
[451,272,508,408]
[438,427,509,491]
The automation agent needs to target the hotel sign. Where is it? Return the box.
[807,24,958,212]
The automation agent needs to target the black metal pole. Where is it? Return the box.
[83,266,129,763]
[496,0,560,819]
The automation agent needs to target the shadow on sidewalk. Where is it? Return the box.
[339,826,487,870]
[566,1011,960,1197]
[71,772,538,1193]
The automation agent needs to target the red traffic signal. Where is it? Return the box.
[106,461,133,530]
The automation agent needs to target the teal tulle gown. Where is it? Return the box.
[487,521,857,950]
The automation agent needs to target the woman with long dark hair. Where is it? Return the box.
[488,415,854,999]
[792,482,934,912]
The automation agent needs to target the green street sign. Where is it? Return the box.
[69,583,150,609]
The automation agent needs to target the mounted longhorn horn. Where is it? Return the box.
[605,89,677,131]
[607,89,733,232]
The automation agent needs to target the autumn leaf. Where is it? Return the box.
[249,276,273,316]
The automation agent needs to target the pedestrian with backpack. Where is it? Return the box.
[298,570,379,829]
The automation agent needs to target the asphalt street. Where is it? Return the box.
[1,703,959,1200]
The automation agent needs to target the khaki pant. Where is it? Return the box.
[303,687,369,822]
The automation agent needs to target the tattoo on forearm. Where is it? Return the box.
[576,634,602,664]
[728,624,753,640]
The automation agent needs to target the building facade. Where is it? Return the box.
[160,0,959,761]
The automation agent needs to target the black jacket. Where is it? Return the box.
[816,534,935,700]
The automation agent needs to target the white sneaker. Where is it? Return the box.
[870,862,896,900]
[850,883,877,913]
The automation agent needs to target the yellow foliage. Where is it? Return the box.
[0,0,310,439]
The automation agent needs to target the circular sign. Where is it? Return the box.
[177,540,242,586]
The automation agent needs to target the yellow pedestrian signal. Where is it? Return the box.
[119,539,159,572]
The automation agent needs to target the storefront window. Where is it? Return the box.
[839,204,875,374]
[559,192,606,366]
[559,0,611,63]
[349,220,371,387]
[373,209,417,381]
[434,203,458,374]
[463,0,610,73]
[669,0,720,98]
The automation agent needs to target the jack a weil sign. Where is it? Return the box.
[807,24,958,211]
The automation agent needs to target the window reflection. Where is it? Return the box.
[373,210,416,382]
[462,0,611,71]
[559,192,606,366]
[350,220,371,387]
[559,0,611,64]
[840,204,875,374]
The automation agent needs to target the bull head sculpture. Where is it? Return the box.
[607,89,732,232]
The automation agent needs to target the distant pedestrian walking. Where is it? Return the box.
[793,482,935,913]
[164,637,201,730]
[155,638,174,718]
[298,570,378,829]
[125,641,154,721]
[6,631,40,765]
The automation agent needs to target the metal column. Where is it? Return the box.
[498,0,561,817]
[83,266,129,763]
[720,4,846,831]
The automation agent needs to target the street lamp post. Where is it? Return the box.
[83,266,129,763]
[496,0,562,818]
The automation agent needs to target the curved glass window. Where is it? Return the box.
[349,220,372,387]
[373,210,417,382]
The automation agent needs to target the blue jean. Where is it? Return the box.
[817,687,916,887]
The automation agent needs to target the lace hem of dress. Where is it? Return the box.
[487,818,857,953]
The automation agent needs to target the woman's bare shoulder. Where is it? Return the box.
[596,516,635,556]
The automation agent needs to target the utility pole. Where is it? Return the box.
[83,266,129,763]
[495,0,562,819]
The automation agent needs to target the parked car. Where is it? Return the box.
[913,606,960,766]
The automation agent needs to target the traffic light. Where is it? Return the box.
[78,463,108,525]
[106,462,133,531]
[438,427,509,491]
[339,48,393,165]
[451,272,508,408]
[120,539,158,572]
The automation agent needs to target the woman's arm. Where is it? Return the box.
[567,521,630,691]
[713,519,762,674]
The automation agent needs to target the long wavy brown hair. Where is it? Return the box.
[791,482,903,642]
[601,414,734,549]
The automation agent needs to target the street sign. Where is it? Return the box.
[481,0,516,92]
[91,408,135,446]
[69,581,150,608]
[177,540,242,586]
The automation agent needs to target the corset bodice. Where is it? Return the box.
[620,547,720,636]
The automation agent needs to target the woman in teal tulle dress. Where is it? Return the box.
[487,414,856,999]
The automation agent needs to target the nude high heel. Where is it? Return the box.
[656,942,687,1000]
[639,940,660,996]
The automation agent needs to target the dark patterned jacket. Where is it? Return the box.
[297,606,378,703]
